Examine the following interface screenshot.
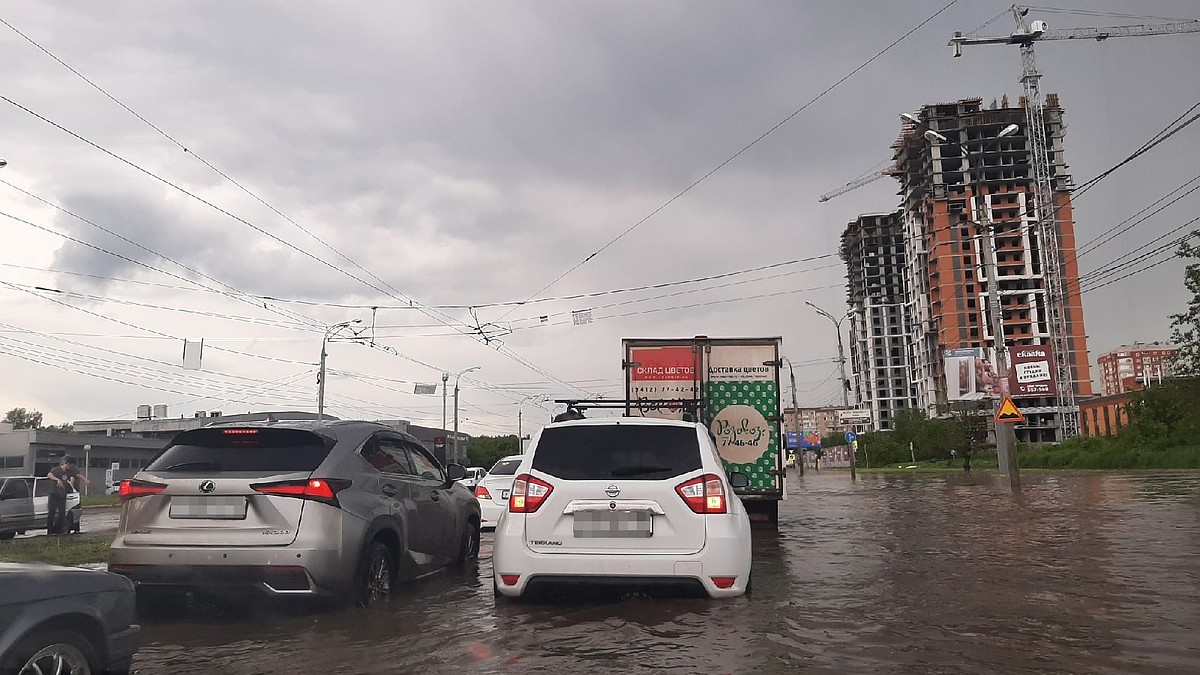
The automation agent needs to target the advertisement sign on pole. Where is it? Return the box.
[944,347,1008,400]
[786,430,798,449]
[1007,345,1058,398]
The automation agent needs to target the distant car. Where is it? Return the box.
[0,561,140,674]
[492,417,753,599]
[109,420,481,607]
[0,476,82,539]
[474,455,524,529]
[457,467,487,490]
[106,481,122,496]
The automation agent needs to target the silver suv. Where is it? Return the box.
[109,420,481,606]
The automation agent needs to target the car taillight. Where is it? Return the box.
[509,474,553,513]
[117,479,167,503]
[499,574,520,586]
[474,485,492,499]
[710,576,737,589]
[250,478,352,507]
[675,473,728,514]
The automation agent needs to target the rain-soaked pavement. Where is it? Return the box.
[126,471,1200,674]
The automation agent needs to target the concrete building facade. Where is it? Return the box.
[1096,343,1179,396]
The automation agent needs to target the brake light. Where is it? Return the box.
[710,576,737,589]
[250,478,352,507]
[508,474,553,513]
[117,479,167,503]
[675,474,728,514]
[474,485,492,499]
[499,574,520,586]
[222,428,258,435]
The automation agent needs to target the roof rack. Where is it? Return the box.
[553,399,702,423]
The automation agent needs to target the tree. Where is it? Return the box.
[1169,238,1200,377]
[41,423,74,433]
[3,408,43,430]
[467,435,519,469]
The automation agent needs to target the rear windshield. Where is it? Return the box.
[532,424,702,481]
[489,458,522,476]
[145,428,334,473]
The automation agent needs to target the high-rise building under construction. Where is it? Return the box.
[843,95,1092,442]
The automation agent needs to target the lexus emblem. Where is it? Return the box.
[604,484,620,498]
[199,480,216,493]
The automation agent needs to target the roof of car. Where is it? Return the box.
[201,419,396,434]
[546,416,703,429]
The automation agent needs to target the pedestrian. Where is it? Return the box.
[47,455,87,535]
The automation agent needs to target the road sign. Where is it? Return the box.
[844,431,857,443]
[995,396,1026,423]
[786,430,798,449]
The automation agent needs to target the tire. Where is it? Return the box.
[2,629,98,675]
[454,519,480,565]
[356,540,396,608]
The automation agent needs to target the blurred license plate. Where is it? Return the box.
[169,496,247,520]
[500,490,510,500]
[573,510,653,538]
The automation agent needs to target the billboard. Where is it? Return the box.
[945,347,1008,400]
[1008,345,1057,398]
[798,430,822,449]
[627,345,697,419]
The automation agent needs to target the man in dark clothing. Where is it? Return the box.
[47,455,87,535]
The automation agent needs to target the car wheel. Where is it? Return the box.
[454,519,480,565]
[4,629,98,675]
[356,540,395,608]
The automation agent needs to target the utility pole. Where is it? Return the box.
[452,366,481,465]
[441,372,449,436]
[782,357,803,477]
[518,408,523,454]
[805,301,856,480]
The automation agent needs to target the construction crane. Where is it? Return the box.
[949,6,1200,440]
[818,165,900,203]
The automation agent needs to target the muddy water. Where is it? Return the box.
[130,472,1200,674]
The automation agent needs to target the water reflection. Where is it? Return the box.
[131,472,1200,674]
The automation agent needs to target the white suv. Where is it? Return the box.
[492,417,752,599]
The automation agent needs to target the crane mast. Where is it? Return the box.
[949,5,1200,440]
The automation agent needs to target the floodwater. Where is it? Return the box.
[129,471,1200,674]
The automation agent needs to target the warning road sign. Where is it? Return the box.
[995,396,1025,423]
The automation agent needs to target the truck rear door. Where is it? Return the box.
[702,341,783,496]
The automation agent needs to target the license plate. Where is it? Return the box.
[169,496,248,520]
[500,489,510,500]
[573,510,653,538]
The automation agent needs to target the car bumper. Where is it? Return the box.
[492,516,751,599]
[106,624,141,665]
[108,544,349,597]
[478,499,506,529]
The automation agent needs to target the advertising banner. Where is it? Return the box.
[627,345,697,419]
[945,347,1008,400]
[704,343,780,491]
[1008,345,1057,398]
[798,430,822,449]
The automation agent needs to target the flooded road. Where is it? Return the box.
[130,471,1200,674]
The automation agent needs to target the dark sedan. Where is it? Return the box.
[0,562,140,674]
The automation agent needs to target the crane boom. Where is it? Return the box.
[818,170,890,203]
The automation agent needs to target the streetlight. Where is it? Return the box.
[780,357,803,477]
[83,444,92,496]
[517,395,548,454]
[903,113,1021,487]
[441,372,450,439]
[805,299,856,480]
[452,366,481,464]
[318,319,362,420]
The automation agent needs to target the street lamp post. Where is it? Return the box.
[904,113,1021,487]
[318,319,362,420]
[453,366,481,465]
[83,444,91,496]
[781,356,804,477]
[441,372,450,438]
[805,300,856,480]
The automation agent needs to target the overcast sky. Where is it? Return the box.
[2,1,1198,436]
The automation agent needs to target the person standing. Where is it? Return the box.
[47,455,87,535]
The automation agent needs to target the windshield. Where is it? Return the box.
[488,458,522,476]
[146,427,333,473]
[532,424,701,481]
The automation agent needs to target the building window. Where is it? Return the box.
[2,456,25,468]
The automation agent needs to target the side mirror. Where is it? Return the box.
[728,472,749,489]
[445,463,467,481]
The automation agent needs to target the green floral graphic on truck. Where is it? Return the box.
[704,380,780,491]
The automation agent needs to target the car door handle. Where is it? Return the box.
[430,490,440,502]
[382,484,397,498]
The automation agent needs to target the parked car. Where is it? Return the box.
[492,417,752,599]
[108,420,482,607]
[0,561,140,674]
[457,467,487,491]
[474,454,524,529]
[0,476,82,539]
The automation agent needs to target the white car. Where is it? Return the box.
[492,417,752,599]
[474,455,523,529]
[457,466,488,490]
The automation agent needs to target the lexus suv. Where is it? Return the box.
[491,417,752,599]
[109,420,481,606]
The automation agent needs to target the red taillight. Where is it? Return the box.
[474,485,492,499]
[222,428,258,435]
[117,479,166,503]
[675,473,728,514]
[710,576,737,589]
[250,478,352,507]
[508,474,553,513]
[499,574,520,586]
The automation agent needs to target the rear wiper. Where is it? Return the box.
[159,460,223,472]
[610,466,674,477]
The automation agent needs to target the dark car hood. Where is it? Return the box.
[0,562,133,604]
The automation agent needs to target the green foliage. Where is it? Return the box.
[40,423,74,433]
[0,533,113,566]
[1020,442,1200,470]
[856,405,991,467]
[467,435,519,469]
[1169,238,1200,376]
[1124,378,1200,442]
[3,407,43,430]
